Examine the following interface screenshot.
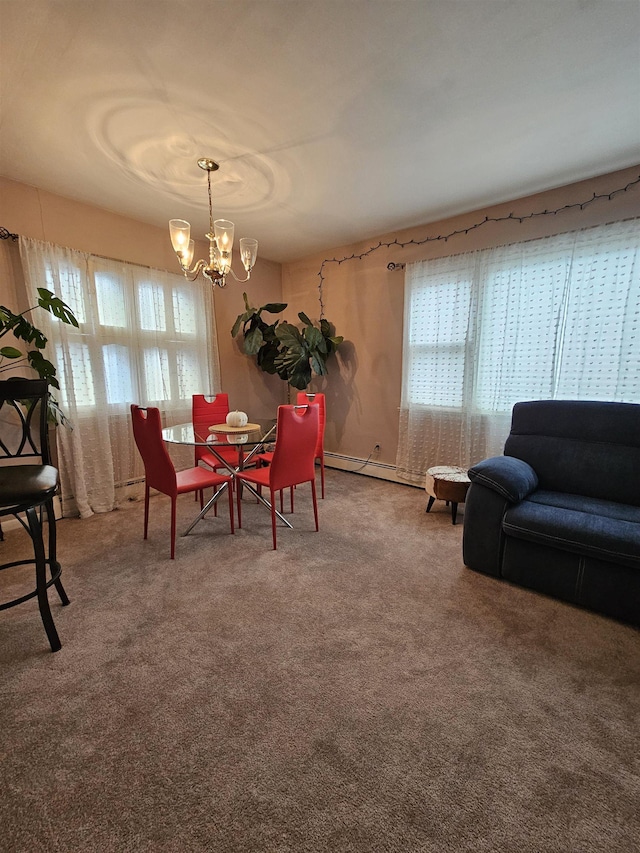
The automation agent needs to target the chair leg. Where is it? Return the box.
[45,499,69,606]
[426,495,435,513]
[289,486,294,513]
[236,481,243,529]
[143,483,150,540]
[170,497,177,559]
[311,478,319,532]
[27,506,61,653]
[227,484,235,534]
[320,456,325,499]
[270,488,277,550]
[451,502,458,525]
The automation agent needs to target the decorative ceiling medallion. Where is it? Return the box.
[87,93,283,212]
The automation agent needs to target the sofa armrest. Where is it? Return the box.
[468,456,538,503]
[463,483,511,577]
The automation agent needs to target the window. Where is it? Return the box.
[403,268,471,408]
[20,238,220,517]
[45,257,212,413]
[397,218,640,481]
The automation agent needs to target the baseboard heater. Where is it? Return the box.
[324,452,421,488]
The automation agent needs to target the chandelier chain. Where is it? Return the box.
[207,169,214,237]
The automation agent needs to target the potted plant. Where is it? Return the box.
[231,293,343,390]
[0,287,79,425]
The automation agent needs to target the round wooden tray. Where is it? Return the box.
[208,422,262,434]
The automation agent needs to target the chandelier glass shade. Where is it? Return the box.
[169,158,258,287]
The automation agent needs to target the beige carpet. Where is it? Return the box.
[1,469,639,852]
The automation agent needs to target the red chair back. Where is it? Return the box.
[193,393,230,426]
[131,405,177,497]
[296,391,325,458]
[192,393,236,467]
[269,404,319,493]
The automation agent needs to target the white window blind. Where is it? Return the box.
[397,218,640,483]
[19,238,221,517]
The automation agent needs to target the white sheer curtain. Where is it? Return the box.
[397,218,640,483]
[19,237,221,517]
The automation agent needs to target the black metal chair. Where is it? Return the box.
[0,379,69,652]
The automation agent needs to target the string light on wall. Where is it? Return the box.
[169,158,258,288]
[315,174,640,317]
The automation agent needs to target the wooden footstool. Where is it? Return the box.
[425,465,471,525]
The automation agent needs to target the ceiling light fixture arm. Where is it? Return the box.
[228,268,251,283]
[178,258,208,282]
[168,158,258,289]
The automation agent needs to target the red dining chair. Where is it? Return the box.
[255,392,326,502]
[131,405,234,559]
[235,404,319,550]
[192,393,241,473]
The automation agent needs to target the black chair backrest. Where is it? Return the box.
[504,400,640,506]
[0,378,51,465]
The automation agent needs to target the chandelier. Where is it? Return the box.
[169,158,258,287]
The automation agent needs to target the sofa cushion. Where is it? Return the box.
[503,490,640,569]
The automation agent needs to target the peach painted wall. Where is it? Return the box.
[282,165,640,467]
[3,167,639,466]
[0,175,286,418]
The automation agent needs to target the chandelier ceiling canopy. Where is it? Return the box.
[169,158,258,288]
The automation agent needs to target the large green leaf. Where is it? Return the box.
[276,322,303,348]
[232,295,286,338]
[261,321,280,343]
[27,351,60,388]
[288,363,312,389]
[310,352,327,376]
[231,315,244,338]
[304,325,323,350]
[0,346,22,359]
[274,347,307,371]
[275,361,289,381]
[37,288,79,327]
[231,309,256,338]
[256,340,281,374]
[0,306,15,330]
[243,325,264,355]
[11,315,48,349]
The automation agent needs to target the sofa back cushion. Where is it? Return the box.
[504,400,640,506]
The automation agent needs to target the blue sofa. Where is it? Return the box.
[462,400,640,626]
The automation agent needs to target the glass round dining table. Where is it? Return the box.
[162,418,277,468]
[162,417,291,536]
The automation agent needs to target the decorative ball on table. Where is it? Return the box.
[225,410,248,428]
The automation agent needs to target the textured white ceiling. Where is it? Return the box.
[1,0,639,262]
